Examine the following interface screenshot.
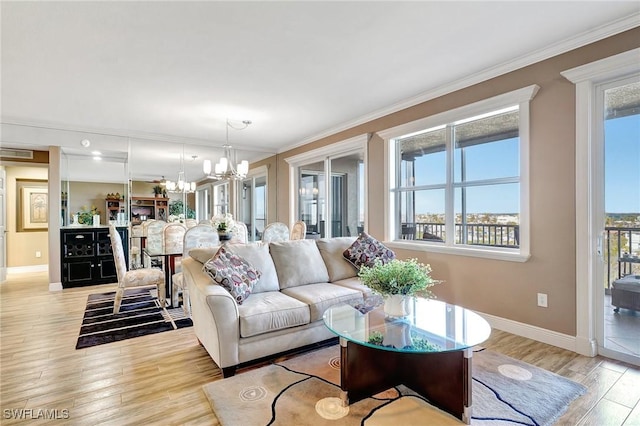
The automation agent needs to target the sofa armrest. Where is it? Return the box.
[182,257,241,369]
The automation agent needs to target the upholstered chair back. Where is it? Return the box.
[109,225,128,284]
[183,225,220,257]
[262,222,290,243]
[230,221,249,244]
[290,220,306,240]
[146,220,166,253]
[141,219,156,237]
[163,223,186,254]
[185,219,198,228]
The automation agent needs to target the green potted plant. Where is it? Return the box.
[358,258,440,317]
[152,185,163,198]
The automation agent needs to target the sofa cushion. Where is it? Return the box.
[225,242,280,293]
[189,247,219,264]
[269,239,330,289]
[316,237,358,282]
[343,232,395,269]
[202,247,261,305]
[281,283,363,322]
[331,277,374,298]
[238,291,310,338]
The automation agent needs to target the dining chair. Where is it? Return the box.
[108,224,165,314]
[290,220,306,240]
[145,220,166,267]
[172,225,220,314]
[262,222,290,243]
[229,221,249,244]
[185,218,198,228]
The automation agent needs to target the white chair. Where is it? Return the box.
[185,218,198,228]
[290,220,306,240]
[262,222,290,243]
[109,224,165,314]
[229,221,249,244]
[172,225,220,314]
[144,220,166,267]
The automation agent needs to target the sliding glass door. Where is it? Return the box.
[297,151,364,238]
[238,171,267,242]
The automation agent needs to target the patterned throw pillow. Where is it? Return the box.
[343,232,395,269]
[202,247,261,305]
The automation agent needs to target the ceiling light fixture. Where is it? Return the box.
[203,119,251,180]
[165,152,196,193]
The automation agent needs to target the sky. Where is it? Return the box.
[605,114,640,214]
[409,113,639,216]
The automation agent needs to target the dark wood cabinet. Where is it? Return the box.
[60,227,128,288]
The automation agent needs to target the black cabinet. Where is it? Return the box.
[60,227,128,288]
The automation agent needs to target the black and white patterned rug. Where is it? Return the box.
[75,287,192,349]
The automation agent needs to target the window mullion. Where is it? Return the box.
[445,124,455,246]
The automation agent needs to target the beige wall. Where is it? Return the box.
[271,28,640,336]
[68,181,127,225]
[6,165,49,267]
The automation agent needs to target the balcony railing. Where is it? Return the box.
[605,226,640,289]
[401,223,639,290]
[400,222,519,248]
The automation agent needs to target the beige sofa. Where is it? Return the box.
[181,237,372,376]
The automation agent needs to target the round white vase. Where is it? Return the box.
[383,294,413,318]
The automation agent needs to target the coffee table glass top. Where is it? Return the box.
[323,298,491,354]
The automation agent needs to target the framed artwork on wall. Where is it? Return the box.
[17,180,48,232]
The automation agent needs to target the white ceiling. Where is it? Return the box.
[1,1,639,182]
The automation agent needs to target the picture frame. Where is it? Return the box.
[17,180,48,232]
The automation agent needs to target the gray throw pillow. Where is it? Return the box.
[316,237,358,282]
[269,239,329,289]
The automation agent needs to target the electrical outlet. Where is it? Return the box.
[537,293,548,308]
[35,251,42,258]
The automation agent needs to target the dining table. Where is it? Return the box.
[143,247,182,307]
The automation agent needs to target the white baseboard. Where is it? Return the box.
[49,282,63,292]
[477,311,579,354]
[7,265,48,274]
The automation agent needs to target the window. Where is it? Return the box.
[238,167,268,242]
[381,85,539,261]
[286,135,366,239]
[213,181,229,215]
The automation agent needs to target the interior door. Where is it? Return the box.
[0,167,6,282]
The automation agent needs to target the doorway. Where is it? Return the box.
[599,77,640,363]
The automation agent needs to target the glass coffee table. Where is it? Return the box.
[322,298,491,424]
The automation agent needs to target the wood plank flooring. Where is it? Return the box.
[1,271,639,425]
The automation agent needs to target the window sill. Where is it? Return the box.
[385,241,531,263]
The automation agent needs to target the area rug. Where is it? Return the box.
[203,346,586,426]
[75,287,192,349]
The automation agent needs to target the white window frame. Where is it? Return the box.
[379,85,539,262]
[285,135,367,235]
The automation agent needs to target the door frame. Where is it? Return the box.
[562,48,639,364]
[0,167,6,283]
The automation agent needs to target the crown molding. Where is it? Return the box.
[281,13,640,154]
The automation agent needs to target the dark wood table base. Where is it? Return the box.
[340,337,472,424]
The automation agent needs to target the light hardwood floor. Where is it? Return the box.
[1,271,639,425]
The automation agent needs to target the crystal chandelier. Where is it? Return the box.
[203,119,251,180]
